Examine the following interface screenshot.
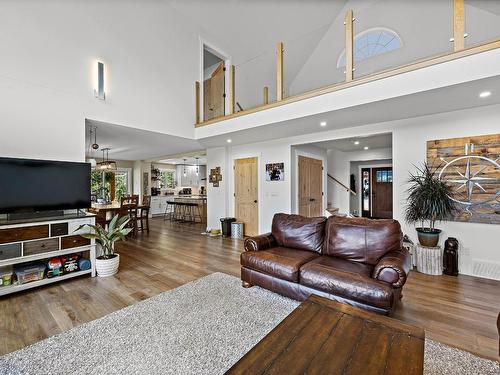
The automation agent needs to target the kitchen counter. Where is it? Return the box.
[150,195,207,222]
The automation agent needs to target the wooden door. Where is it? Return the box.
[203,62,225,121]
[298,156,323,217]
[372,167,393,219]
[235,157,258,236]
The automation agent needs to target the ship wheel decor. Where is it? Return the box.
[427,134,500,224]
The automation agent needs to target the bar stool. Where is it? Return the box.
[138,195,151,233]
[164,201,176,221]
[185,202,203,223]
[174,202,186,221]
[183,202,197,223]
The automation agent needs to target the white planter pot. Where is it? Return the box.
[95,253,120,277]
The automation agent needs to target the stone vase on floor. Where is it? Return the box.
[95,253,120,277]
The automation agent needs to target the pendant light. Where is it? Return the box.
[96,148,117,171]
[183,159,187,177]
[195,157,199,176]
[91,126,99,150]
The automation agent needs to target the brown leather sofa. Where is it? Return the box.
[241,213,411,315]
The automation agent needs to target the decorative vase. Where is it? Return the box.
[95,253,120,277]
[416,227,441,247]
[443,237,459,276]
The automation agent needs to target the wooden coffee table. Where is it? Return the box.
[226,295,424,375]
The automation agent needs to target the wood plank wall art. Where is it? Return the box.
[427,133,500,224]
[209,167,222,187]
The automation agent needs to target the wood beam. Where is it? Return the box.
[195,81,200,124]
[453,0,465,51]
[263,86,269,105]
[276,42,284,101]
[345,9,354,81]
[229,65,235,115]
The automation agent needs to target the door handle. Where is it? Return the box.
[254,200,258,203]
[309,198,315,202]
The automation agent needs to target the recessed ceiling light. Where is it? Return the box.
[364,146,369,150]
[479,91,491,98]
[354,140,360,145]
[226,139,232,143]
[320,121,327,127]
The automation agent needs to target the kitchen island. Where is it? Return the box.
[151,195,207,223]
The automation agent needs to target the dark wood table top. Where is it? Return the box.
[226,294,425,375]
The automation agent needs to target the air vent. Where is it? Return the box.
[472,259,500,280]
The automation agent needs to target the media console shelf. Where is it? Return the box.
[0,214,96,297]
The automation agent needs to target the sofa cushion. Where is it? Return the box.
[323,216,402,265]
[241,247,319,282]
[299,256,394,309]
[271,213,326,253]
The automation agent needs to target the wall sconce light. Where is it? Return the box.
[94,61,105,100]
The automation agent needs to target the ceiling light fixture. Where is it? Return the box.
[354,140,360,145]
[96,148,116,171]
[195,157,199,176]
[91,126,99,150]
[479,91,491,98]
[364,146,369,150]
[320,121,327,127]
[227,139,232,143]
[183,158,187,177]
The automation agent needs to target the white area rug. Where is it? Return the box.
[0,273,498,374]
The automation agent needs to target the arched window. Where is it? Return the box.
[337,28,402,68]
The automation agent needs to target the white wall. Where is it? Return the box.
[392,106,500,277]
[207,104,500,279]
[206,140,292,233]
[327,147,392,214]
[0,0,225,162]
[206,147,229,230]
[228,141,292,234]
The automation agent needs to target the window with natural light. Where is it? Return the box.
[337,28,402,68]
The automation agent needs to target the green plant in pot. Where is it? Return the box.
[77,215,132,277]
[404,163,455,247]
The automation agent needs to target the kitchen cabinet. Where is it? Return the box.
[150,196,168,216]
[176,165,206,187]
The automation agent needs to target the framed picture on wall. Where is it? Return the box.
[265,163,284,181]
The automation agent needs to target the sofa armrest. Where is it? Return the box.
[244,233,277,252]
[372,249,411,288]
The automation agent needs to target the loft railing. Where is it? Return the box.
[327,174,356,196]
[195,0,500,127]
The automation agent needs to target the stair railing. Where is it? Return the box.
[327,173,356,196]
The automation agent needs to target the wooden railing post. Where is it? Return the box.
[453,0,465,51]
[276,42,284,101]
[263,86,269,105]
[345,10,354,82]
[195,81,200,124]
[229,65,235,115]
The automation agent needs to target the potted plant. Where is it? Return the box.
[77,215,132,277]
[404,163,455,247]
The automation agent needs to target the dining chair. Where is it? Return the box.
[120,195,139,237]
[138,195,151,234]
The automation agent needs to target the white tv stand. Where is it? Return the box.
[0,213,96,296]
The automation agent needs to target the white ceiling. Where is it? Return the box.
[311,133,392,151]
[158,156,207,165]
[166,0,347,65]
[85,120,203,161]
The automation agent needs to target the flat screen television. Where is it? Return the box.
[0,157,91,214]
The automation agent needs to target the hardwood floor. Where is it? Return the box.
[0,218,499,361]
